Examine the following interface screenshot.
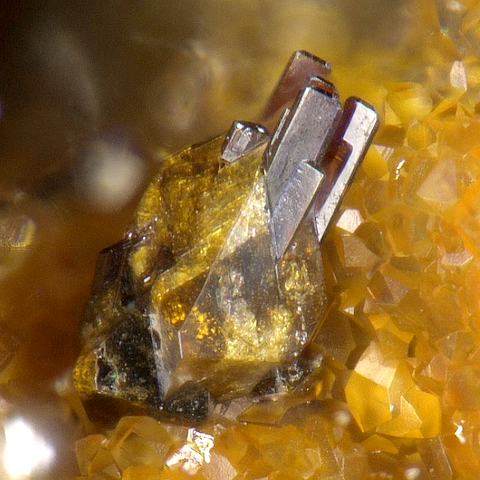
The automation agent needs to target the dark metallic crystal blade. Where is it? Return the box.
[314,97,379,244]
[221,121,269,164]
[263,50,331,120]
[269,161,324,260]
[266,84,342,211]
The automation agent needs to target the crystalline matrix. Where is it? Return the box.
[73,51,379,423]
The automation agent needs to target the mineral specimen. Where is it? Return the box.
[73,51,378,423]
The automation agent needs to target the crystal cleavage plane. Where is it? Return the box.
[73,51,379,423]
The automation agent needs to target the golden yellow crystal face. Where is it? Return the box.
[128,134,263,327]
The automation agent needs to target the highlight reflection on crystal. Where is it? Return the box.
[3,418,55,478]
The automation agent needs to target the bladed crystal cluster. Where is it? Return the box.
[73,51,378,422]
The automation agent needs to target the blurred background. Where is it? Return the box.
[0,0,458,478]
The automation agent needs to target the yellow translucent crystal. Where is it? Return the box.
[362,145,389,179]
[344,320,441,438]
[134,134,262,326]
[76,434,106,477]
[106,416,172,471]
[345,370,392,432]
[123,466,163,480]
[175,176,325,397]
[386,83,433,123]
[376,396,422,438]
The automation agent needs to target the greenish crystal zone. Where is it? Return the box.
[74,133,327,422]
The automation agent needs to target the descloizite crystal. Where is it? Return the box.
[73,51,378,422]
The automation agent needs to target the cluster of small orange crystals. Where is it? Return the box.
[74,4,480,480]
